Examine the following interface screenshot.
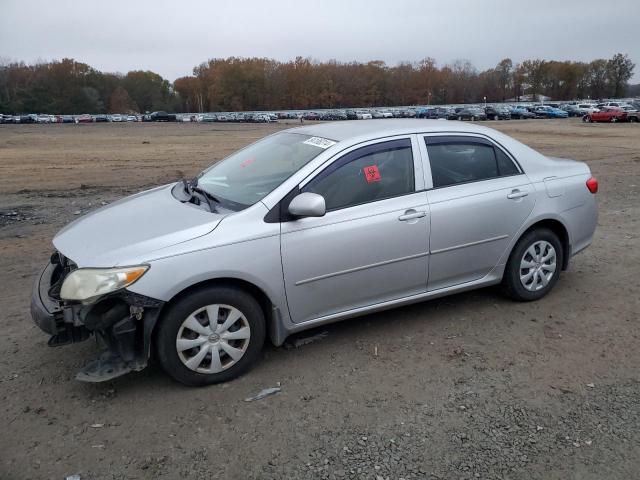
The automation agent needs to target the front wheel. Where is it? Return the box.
[501,229,563,301]
[156,286,266,386]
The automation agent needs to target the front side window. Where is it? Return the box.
[303,139,415,211]
[425,137,520,188]
[197,132,334,209]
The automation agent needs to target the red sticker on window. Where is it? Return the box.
[240,157,255,168]
[363,165,381,183]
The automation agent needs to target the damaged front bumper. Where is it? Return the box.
[30,253,165,382]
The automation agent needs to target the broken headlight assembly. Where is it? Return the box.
[60,266,149,302]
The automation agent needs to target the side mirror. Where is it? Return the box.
[288,192,326,218]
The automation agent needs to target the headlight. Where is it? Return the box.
[60,265,149,301]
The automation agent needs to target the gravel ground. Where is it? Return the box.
[0,120,639,479]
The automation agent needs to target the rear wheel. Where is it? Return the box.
[502,228,563,301]
[156,286,265,386]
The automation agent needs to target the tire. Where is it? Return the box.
[611,117,617,123]
[156,286,266,386]
[501,228,563,302]
[629,116,637,123]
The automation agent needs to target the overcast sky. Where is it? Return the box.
[1,0,639,82]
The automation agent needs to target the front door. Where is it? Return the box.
[281,137,430,323]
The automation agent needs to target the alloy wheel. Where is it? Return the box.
[519,241,557,292]
[176,304,251,373]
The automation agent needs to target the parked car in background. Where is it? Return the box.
[430,107,453,119]
[356,110,373,120]
[416,107,432,118]
[583,107,627,123]
[149,111,177,122]
[598,101,627,109]
[485,105,511,120]
[75,114,93,124]
[345,110,358,120]
[571,104,600,116]
[111,114,123,122]
[94,115,110,123]
[253,114,270,123]
[126,115,138,122]
[36,114,51,123]
[200,114,217,123]
[452,107,487,121]
[509,106,536,119]
[530,106,568,119]
[399,109,417,118]
[19,114,38,124]
[626,109,640,123]
[30,119,598,385]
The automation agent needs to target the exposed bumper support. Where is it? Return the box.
[30,259,165,382]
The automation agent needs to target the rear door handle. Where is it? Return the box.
[507,189,529,200]
[398,210,427,221]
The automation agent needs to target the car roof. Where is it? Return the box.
[287,119,495,142]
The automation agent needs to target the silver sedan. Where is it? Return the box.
[31,120,598,385]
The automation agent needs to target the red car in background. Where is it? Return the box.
[583,107,627,123]
[75,114,93,124]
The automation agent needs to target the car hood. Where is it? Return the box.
[53,184,225,267]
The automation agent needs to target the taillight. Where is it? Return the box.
[586,177,598,194]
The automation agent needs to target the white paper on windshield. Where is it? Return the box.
[303,137,337,149]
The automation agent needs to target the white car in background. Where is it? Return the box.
[575,104,599,115]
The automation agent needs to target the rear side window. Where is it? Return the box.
[303,139,415,210]
[425,137,520,188]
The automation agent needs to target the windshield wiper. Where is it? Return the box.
[181,178,218,213]
[192,186,219,213]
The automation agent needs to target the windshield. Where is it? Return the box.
[196,132,335,209]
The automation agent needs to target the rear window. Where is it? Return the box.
[425,138,521,188]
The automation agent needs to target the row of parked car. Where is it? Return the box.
[1,113,142,124]
[3,100,639,125]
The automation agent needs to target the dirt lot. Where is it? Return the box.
[1,119,639,480]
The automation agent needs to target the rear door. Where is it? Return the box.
[281,136,430,323]
[419,135,535,291]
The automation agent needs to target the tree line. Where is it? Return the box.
[0,54,636,115]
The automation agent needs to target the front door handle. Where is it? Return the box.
[398,210,427,221]
[507,189,529,200]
